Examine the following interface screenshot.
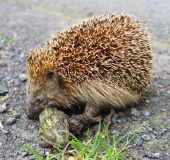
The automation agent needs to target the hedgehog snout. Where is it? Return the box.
[27,95,48,119]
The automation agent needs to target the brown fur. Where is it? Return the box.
[26,14,152,119]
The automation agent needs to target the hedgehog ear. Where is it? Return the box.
[46,70,63,85]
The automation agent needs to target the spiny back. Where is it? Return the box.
[27,14,152,94]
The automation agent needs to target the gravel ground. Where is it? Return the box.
[0,0,170,159]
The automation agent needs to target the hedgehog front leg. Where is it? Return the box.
[84,103,99,117]
[84,103,115,128]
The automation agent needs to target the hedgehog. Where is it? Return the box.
[26,14,152,119]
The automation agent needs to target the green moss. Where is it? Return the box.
[0,32,13,46]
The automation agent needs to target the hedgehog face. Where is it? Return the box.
[27,70,69,119]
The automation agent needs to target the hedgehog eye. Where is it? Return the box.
[46,70,55,80]
[46,70,63,85]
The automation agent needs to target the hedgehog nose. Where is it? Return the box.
[36,96,43,103]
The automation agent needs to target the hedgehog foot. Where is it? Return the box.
[84,103,99,117]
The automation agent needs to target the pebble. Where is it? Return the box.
[145,100,150,104]
[6,117,17,125]
[165,144,169,149]
[115,131,119,137]
[145,151,152,158]
[153,153,160,159]
[166,119,170,124]
[0,103,7,113]
[141,135,151,141]
[28,155,36,160]
[131,108,141,117]
[145,151,160,159]
[19,73,27,82]
[146,127,153,132]
[21,152,28,157]
[111,115,117,123]
[142,110,150,117]
[166,90,170,94]
[39,150,45,156]
[30,125,37,130]
[133,138,143,146]
[117,119,121,123]
[161,109,166,112]
[0,86,8,96]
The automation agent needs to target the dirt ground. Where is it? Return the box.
[0,0,170,160]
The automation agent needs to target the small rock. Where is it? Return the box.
[6,117,17,125]
[142,110,150,117]
[145,100,150,104]
[0,86,8,96]
[0,103,7,113]
[13,112,21,119]
[131,108,141,117]
[28,155,36,160]
[115,131,119,137]
[0,142,2,146]
[141,135,151,141]
[161,109,166,112]
[21,152,28,157]
[30,125,37,130]
[133,138,143,146]
[19,74,27,82]
[39,150,45,156]
[165,144,169,149]
[166,90,170,94]
[146,127,153,132]
[111,115,117,123]
[153,153,160,159]
[145,151,153,158]
[13,135,17,140]
[117,119,121,123]
[166,119,170,124]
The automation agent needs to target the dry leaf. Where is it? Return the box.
[106,109,115,128]
[68,156,78,160]
[0,95,10,104]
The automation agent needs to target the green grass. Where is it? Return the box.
[0,32,13,46]
[5,111,15,118]
[164,34,170,48]
[21,123,137,160]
